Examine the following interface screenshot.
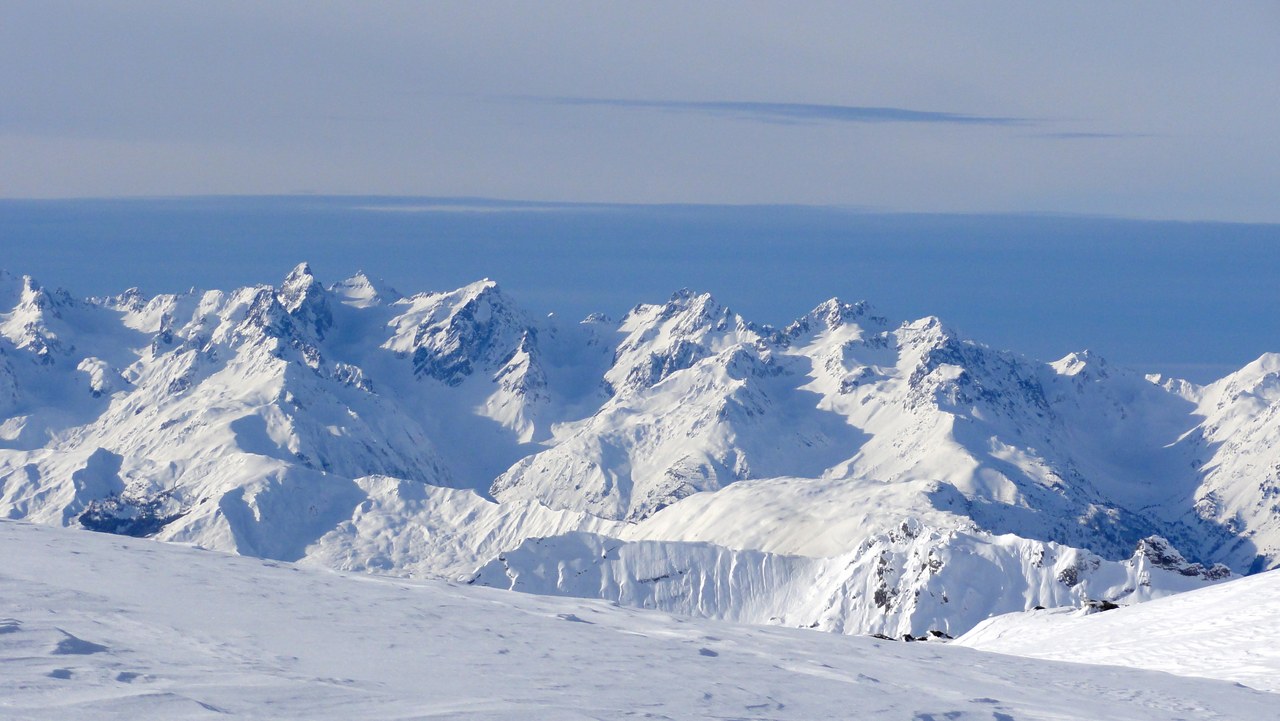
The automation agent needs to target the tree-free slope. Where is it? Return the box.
[2,520,1276,720]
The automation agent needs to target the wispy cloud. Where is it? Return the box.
[516,96,1033,127]
[1036,131,1151,140]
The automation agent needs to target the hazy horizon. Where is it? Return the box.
[4,3,1278,222]
[4,195,1277,383]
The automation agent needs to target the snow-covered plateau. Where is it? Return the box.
[1,264,1277,641]
[3,519,1277,720]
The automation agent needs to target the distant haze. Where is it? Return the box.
[2,3,1279,222]
[3,196,1277,383]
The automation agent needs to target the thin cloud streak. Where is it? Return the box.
[517,96,1034,127]
[1036,131,1152,140]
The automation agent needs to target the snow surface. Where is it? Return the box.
[956,566,1280,693]
[2,519,1275,721]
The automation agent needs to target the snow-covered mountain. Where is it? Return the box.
[0,265,1274,636]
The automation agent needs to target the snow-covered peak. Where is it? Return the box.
[897,315,952,343]
[607,289,760,396]
[16,275,73,315]
[454,277,500,301]
[1207,352,1280,404]
[0,272,74,314]
[0,274,80,360]
[278,262,319,308]
[386,278,533,385]
[1051,349,1110,378]
[621,289,749,336]
[1243,351,1280,374]
[894,316,974,390]
[1179,351,1280,571]
[329,270,400,308]
[277,262,333,339]
[99,287,150,313]
[784,298,884,340]
[665,286,718,310]
[1187,352,1280,427]
[282,260,315,283]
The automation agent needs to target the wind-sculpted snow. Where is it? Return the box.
[0,264,1275,637]
[472,522,1228,638]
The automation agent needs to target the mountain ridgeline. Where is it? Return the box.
[1,264,1275,636]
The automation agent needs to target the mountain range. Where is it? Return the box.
[2,263,1275,637]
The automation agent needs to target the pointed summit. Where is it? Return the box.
[386,278,533,386]
[285,261,314,280]
[278,262,332,339]
[279,262,320,306]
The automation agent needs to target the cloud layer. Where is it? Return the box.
[523,97,1031,126]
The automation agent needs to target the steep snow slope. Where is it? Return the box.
[472,526,1226,637]
[956,567,1280,693]
[2,520,1275,721]
[1169,354,1280,571]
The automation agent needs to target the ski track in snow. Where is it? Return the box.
[2,520,1276,721]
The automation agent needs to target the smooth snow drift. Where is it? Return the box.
[957,566,1280,693]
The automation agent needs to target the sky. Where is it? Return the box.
[2,4,1278,381]
[2,2,1279,222]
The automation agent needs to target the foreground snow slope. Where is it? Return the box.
[956,567,1280,693]
[1,521,1274,721]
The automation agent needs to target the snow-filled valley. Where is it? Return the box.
[1,264,1278,643]
[3,519,1278,720]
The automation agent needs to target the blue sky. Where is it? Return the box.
[3,2,1279,221]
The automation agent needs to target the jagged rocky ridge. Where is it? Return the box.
[0,265,1272,636]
